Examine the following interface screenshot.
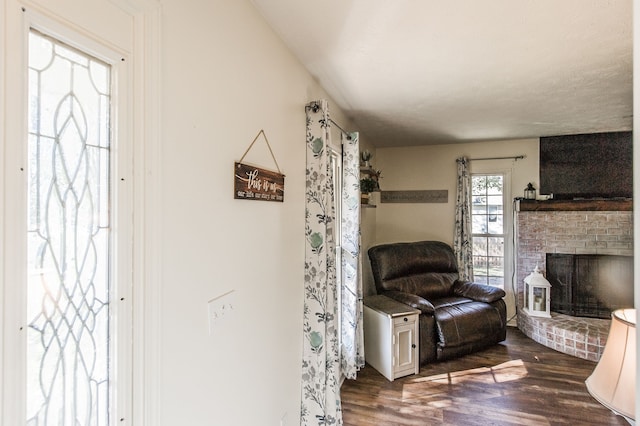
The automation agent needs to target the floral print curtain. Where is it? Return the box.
[454,156,474,281]
[340,131,364,379]
[301,100,362,425]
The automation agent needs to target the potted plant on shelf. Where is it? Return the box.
[360,177,378,204]
[360,150,373,168]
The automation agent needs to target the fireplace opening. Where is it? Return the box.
[546,253,634,319]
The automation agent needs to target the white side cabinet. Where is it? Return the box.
[363,295,420,381]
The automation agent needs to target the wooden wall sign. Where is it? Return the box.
[234,162,285,202]
[234,129,285,202]
[381,190,448,204]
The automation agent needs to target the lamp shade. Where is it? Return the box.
[585,308,636,421]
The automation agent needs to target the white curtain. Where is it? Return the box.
[301,100,363,425]
[454,156,473,281]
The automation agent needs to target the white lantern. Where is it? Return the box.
[523,264,551,318]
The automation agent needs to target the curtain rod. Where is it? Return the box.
[305,101,352,140]
[329,119,352,140]
[470,155,525,161]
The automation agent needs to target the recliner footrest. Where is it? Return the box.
[434,299,505,348]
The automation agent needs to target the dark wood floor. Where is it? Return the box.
[341,327,627,426]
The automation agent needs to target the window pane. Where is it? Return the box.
[472,176,486,195]
[27,30,111,426]
[486,176,503,194]
[472,237,487,255]
[488,237,504,256]
[488,215,503,234]
[472,200,486,214]
[472,215,488,234]
[473,255,487,274]
[487,194,503,208]
[487,256,504,276]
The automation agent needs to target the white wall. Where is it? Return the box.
[368,139,539,316]
[158,1,357,425]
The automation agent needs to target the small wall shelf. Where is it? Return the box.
[360,166,378,176]
[360,166,379,207]
[360,166,380,207]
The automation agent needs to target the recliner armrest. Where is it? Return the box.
[452,280,505,303]
[384,290,435,315]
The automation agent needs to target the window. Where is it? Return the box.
[471,174,505,287]
[26,29,113,425]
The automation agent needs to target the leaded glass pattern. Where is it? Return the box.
[26,30,112,426]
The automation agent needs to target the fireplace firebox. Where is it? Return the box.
[546,253,634,319]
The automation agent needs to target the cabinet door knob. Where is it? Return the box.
[403,317,408,322]
[412,344,416,348]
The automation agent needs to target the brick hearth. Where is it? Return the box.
[516,206,633,361]
[517,311,610,361]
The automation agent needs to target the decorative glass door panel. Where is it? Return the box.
[27,29,112,426]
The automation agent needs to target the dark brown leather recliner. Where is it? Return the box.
[368,240,507,364]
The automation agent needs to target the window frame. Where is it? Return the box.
[2,8,134,425]
[469,167,513,298]
[471,173,506,287]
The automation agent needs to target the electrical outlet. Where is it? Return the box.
[208,290,236,334]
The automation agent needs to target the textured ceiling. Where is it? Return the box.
[250,0,632,147]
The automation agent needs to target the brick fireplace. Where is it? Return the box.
[515,199,633,361]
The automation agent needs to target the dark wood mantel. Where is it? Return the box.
[516,199,632,212]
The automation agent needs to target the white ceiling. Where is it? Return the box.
[250,0,632,147]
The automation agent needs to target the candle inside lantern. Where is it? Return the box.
[534,296,543,311]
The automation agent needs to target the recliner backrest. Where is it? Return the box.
[368,241,459,300]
